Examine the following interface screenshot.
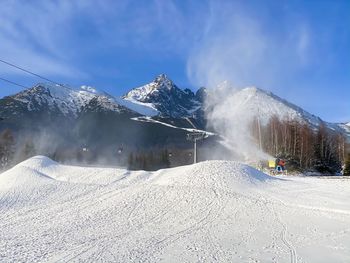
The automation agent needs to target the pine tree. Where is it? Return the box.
[127,153,134,170]
[19,140,36,162]
[0,129,15,170]
[163,149,170,168]
[343,154,350,176]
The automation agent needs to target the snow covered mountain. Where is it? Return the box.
[0,76,348,143]
[207,85,347,133]
[0,80,211,166]
[214,86,321,125]
[339,122,350,139]
[0,75,205,120]
[123,74,202,118]
[0,83,135,120]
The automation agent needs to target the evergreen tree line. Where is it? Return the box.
[251,116,348,174]
[0,129,14,170]
[0,128,171,171]
[344,153,350,176]
[0,129,36,170]
[128,149,170,171]
[1,124,349,174]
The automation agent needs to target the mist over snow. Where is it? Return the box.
[204,83,273,162]
[185,1,321,161]
[186,2,313,90]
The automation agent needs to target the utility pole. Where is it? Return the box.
[257,108,262,150]
[187,132,207,164]
[258,116,262,150]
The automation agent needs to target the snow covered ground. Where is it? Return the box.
[1,156,350,263]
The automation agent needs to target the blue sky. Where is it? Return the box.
[0,0,349,122]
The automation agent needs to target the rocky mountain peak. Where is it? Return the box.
[153,74,173,89]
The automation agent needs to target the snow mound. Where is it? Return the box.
[0,162,54,190]
[17,155,59,168]
[0,156,130,188]
[2,157,350,262]
[0,157,273,193]
[153,160,275,191]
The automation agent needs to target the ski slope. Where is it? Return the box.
[1,156,350,262]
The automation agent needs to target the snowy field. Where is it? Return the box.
[1,156,350,263]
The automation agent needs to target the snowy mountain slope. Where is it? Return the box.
[211,86,321,126]
[0,83,134,119]
[344,122,350,130]
[338,123,350,140]
[208,86,347,135]
[115,96,159,116]
[1,156,350,262]
[123,74,202,118]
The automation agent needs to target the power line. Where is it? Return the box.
[0,58,63,86]
[0,76,28,89]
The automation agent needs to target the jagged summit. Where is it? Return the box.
[123,74,201,118]
[153,74,174,89]
[123,74,176,102]
[195,87,208,103]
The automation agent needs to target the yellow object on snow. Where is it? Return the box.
[268,160,275,168]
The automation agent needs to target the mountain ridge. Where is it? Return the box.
[0,75,348,137]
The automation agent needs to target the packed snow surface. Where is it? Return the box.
[1,156,350,262]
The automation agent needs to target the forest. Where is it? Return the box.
[251,115,349,174]
[1,119,350,174]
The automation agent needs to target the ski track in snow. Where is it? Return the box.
[1,156,350,262]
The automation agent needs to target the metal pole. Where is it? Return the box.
[194,139,197,164]
[258,116,262,150]
[257,108,262,150]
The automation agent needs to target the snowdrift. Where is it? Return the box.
[0,156,275,191]
[0,156,129,189]
[1,156,350,263]
[153,160,276,191]
[0,165,55,190]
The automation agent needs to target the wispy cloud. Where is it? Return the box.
[0,0,203,80]
[186,1,313,89]
[0,0,92,79]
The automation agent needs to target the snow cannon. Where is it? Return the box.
[268,160,275,169]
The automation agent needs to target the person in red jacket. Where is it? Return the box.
[275,158,286,172]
